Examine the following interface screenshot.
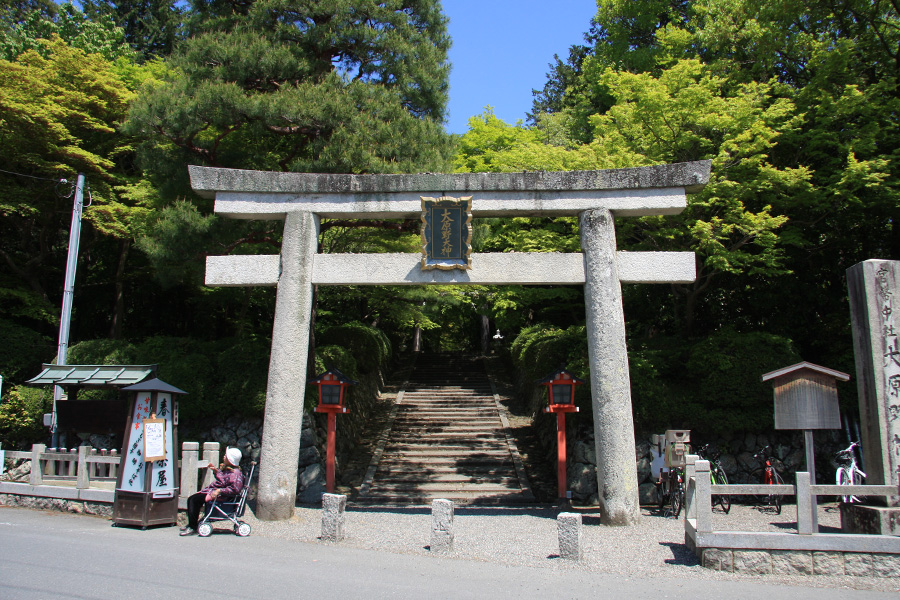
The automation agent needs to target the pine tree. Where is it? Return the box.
[127,0,453,188]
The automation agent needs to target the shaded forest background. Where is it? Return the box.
[2,0,897,448]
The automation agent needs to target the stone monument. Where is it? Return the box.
[847,259,900,505]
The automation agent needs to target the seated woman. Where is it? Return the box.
[181,446,244,536]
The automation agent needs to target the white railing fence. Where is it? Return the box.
[2,441,223,499]
[684,454,897,536]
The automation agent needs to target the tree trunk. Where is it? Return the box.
[108,239,130,339]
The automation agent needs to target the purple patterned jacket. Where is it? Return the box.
[201,467,244,497]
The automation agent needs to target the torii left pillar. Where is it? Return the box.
[256,211,319,520]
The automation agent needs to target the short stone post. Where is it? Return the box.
[321,493,346,542]
[694,460,712,533]
[201,442,219,489]
[557,512,583,560]
[430,499,454,553]
[29,444,45,486]
[796,471,816,535]
[76,445,90,489]
[180,442,199,498]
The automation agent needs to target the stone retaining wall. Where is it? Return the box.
[701,547,900,577]
[0,493,112,517]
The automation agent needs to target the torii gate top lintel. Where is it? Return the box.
[188,160,711,220]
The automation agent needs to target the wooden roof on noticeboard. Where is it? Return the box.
[27,364,157,388]
[761,361,850,383]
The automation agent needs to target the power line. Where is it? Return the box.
[0,167,64,182]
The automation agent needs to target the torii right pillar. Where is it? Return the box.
[581,208,641,524]
[847,259,900,505]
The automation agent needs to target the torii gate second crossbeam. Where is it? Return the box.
[190,160,711,525]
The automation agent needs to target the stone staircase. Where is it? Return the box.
[357,353,534,505]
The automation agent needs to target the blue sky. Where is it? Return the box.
[442,1,598,135]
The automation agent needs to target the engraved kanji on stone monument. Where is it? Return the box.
[420,196,472,270]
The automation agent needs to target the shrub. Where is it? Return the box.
[319,323,391,373]
[0,385,49,449]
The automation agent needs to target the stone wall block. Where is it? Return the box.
[733,550,772,574]
[812,551,844,575]
[871,553,900,578]
[702,548,733,572]
[771,550,813,575]
[843,553,874,576]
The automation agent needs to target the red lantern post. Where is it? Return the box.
[310,368,356,493]
[537,368,584,500]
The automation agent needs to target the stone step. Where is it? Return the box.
[374,473,521,484]
[366,481,524,493]
[353,492,534,506]
[390,419,501,427]
[383,438,508,448]
[392,424,500,441]
[375,463,517,475]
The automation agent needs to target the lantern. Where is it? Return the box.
[536,367,585,500]
[538,367,583,410]
[310,368,357,493]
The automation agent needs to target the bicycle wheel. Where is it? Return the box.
[673,485,684,518]
[714,468,731,514]
[836,467,853,503]
[772,470,784,515]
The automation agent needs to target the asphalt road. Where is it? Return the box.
[0,506,895,600]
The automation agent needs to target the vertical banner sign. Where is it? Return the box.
[150,393,175,494]
[420,196,473,271]
[120,392,152,491]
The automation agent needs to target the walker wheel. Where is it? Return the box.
[235,521,251,537]
[197,522,213,537]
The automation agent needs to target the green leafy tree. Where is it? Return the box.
[0,34,169,352]
[0,2,132,61]
[80,0,184,59]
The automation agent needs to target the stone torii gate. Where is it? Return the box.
[189,160,711,525]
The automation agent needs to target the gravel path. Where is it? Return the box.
[236,501,899,593]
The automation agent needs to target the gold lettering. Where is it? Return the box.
[440,209,454,256]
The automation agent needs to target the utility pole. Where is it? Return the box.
[51,174,86,447]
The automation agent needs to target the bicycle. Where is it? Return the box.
[835,440,866,503]
[752,446,785,515]
[697,444,731,514]
[657,466,685,518]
